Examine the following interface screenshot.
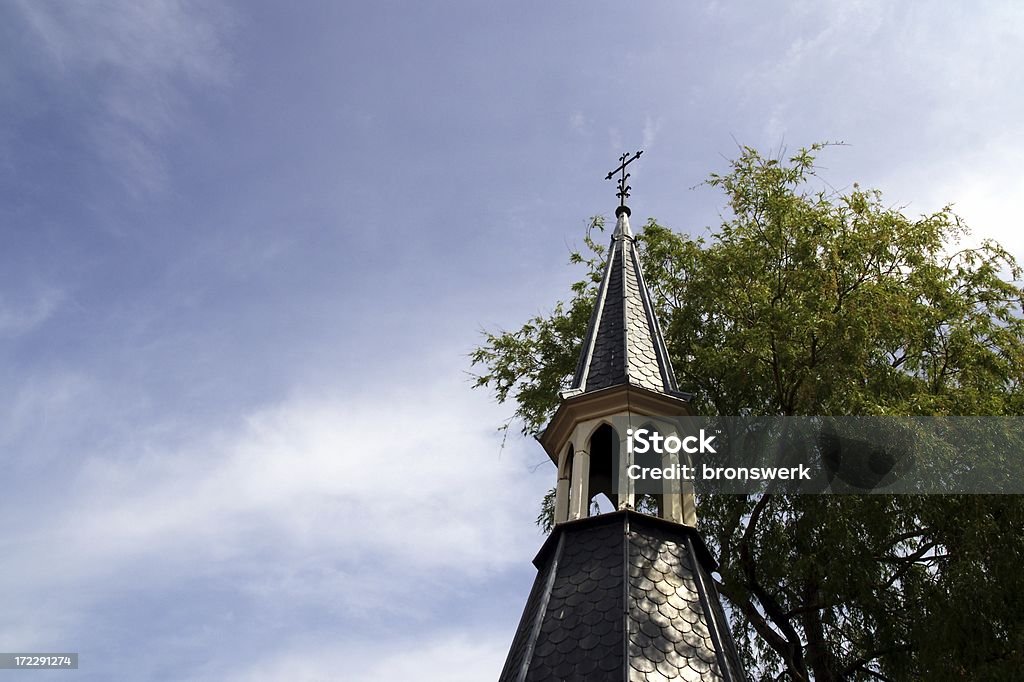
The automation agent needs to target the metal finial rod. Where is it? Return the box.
[605,150,643,207]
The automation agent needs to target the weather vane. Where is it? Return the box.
[605,150,643,209]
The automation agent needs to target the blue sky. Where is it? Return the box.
[1,1,1022,679]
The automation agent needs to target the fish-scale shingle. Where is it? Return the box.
[498,511,746,682]
[570,212,687,399]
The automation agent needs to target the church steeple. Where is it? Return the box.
[499,156,748,681]
[564,204,687,400]
[538,168,695,526]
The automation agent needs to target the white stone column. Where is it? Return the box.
[616,428,635,511]
[554,478,570,523]
[681,448,697,526]
[660,426,685,524]
[554,446,571,524]
[569,447,590,520]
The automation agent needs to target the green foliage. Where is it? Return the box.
[471,144,1024,680]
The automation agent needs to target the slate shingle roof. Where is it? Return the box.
[499,511,746,682]
[569,210,687,399]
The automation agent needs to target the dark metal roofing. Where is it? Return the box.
[567,211,687,400]
[499,511,746,682]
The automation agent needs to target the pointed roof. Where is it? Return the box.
[499,511,746,682]
[565,207,688,400]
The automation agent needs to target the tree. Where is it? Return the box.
[471,144,1024,680]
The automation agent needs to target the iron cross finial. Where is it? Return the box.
[605,150,643,208]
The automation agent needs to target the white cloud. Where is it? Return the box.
[726,0,1024,267]
[0,372,548,666]
[7,383,541,578]
[875,131,1024,265]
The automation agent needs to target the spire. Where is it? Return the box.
[563,203,687,400]
[500,158,749,681]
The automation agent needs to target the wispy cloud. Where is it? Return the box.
[642,115,663,149]
[608,127,624,153]
[13,0,235,195]
[0,288,62,337]
[753,0,888,88]
[569,111,591,136]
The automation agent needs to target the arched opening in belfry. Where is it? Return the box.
[560,443,574,481]
[588,423,619,514]
[591,493,616,515]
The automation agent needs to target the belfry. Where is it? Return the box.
[499,156,747,681]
